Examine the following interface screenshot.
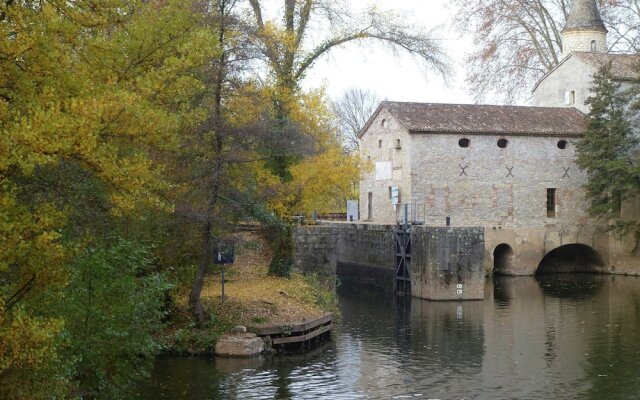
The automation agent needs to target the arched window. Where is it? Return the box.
[591,40,597,51]
[381,119,387,128]
[458,138,470,148]
[497,139,509,148]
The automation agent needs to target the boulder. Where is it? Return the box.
[215,333,264,358]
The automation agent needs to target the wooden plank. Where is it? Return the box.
[255,313,333,336]
[272,324,333,345]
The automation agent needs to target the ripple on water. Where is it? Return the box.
[139,275,640,400]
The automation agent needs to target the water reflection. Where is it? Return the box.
[535,273,605,299]
[139,275,640,399]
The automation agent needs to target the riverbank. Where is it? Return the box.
[159,232,337,355]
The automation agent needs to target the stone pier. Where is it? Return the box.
[293,223,485,300]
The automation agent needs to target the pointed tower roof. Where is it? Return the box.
[563,0,608,33]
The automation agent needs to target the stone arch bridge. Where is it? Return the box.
[293,223,640,301]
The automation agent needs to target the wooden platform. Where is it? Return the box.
[254,313,334,346]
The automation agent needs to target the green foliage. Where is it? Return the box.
[267,226,294,278]
[159,318,233,355]
[302,274,339,315]
[56,239,171,399]
[576,62,640,237]
[250,316,268,324]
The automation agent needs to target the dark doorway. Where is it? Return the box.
[493,244,514,275]
[536,244,605,274]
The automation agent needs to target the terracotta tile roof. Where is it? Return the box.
[363,102,587,137]
[572,52,640,81]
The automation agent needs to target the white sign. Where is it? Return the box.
[375,162,392,181]
[391,186,399,205]
[456,289,463,295]
[456,284,463,289]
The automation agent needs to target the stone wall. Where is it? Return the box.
[533,56,595,113]
[293,224,485,300]
[292,224,396,292]
[359,109,413,223]
[409,134,589,229]
[562,30,607,56]
[411,227,485,300]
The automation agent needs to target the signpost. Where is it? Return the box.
[214,241,235,301]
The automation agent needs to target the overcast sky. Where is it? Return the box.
[300,0,475,105]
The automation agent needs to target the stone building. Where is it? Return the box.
[533,0,638,113]
[358,0,640,275]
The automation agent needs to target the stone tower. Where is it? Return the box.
[562,0,608,57]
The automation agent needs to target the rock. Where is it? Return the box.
[215,333,264,358]
[231,325,247,334]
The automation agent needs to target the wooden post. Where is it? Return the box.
[221,263,225,301]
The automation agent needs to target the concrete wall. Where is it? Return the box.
[293,224,485,300]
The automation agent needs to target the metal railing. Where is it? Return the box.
[395,203,426,225]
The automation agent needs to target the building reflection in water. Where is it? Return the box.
[139,275,640,400]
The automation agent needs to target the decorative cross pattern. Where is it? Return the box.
[459,164,469,177]
[562,167,571,178]
[506,166,514,178]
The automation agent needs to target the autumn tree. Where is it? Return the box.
[0,0,215,395]
[245,0,448,176]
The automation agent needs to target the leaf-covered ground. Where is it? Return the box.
[202,232,332,328]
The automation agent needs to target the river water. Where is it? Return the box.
[139,275,640,399]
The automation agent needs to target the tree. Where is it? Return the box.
[58,240,171,399]
[244,0,448,178]
[332,88,380,153]
[451,0,638,102]
[0,0,215,395]
[576,62,640,237]
[246,0,448,94]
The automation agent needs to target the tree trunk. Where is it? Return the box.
[188,220,213,326]
[188,178,221,326]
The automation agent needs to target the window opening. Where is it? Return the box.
[459,138,470,148]
[378,139,382,148]
[591,40,597,51]
[367,192,373,220]
[497,139,509,148]
[547,188,556,218]
[557,140,568,149]
[388,186,393,199]
[395,139,401,149]
[381,119,387,128]
[565,91,576,106]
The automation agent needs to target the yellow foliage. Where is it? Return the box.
[0,0,218,393]
[289,148,361,214]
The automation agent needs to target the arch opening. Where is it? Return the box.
[536,244,605,275]
[493,243,514,275]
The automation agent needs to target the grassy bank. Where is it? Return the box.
[159,232,337,355]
